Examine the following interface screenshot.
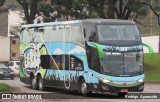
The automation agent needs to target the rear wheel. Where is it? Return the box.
[38,75,45,91]
[31,76,38,90]
[0,77,3,80]
[10,77,14,80]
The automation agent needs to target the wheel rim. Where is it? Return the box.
[39,78,43,89]
[32,78,36,88]
[81,82,87,95]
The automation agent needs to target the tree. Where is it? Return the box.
[87,0,107,18]
[87,0,149,20]
[0,0,5,13]
[136,0,160,26]
[16,0,42,24]
[37,0,59,22]
[50,0,89,20]
[0,0,5,6]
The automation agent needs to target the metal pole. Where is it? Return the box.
[151,0,153,35]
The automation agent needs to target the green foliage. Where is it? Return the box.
[38,1,59,22]
[0,83,11,92]
[0,0,5,7]
[128,0,149,17]
[87,0,107,18]
[6,0,22,10]
[16,0,43,24]
[50,0,89,20]
[86,0,150,19]
[144,54,160,82]
[14,0,160,24]
[152,0,160,13]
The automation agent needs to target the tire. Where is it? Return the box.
[38,75,45,91]
[79,79,91,96]
[31,76,38,90]
[117,92,127,98]
[0,77,3,80]
[10,77,14,80]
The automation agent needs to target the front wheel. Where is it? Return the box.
[117,92,127,98]
[38,76,45,91]
[10,77,14,80]
[79,79,91,96]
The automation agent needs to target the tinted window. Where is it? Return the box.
[41,55,51,69]
[21,23,84,44]
[40,55,83,71]
[0,64,8,68]
[97,25,140,41]
[8,62,14,66]
[82,23,96,41]
[16,62,20,65]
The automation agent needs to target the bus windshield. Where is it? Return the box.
[97,25,141,41]
[101,51,143,75]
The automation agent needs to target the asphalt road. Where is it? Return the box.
[0,77,160,102]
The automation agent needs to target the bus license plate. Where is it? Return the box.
[120,89,128,92]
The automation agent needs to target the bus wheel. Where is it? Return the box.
[31,76,38,90]
[79,79,90,96]
[117,92,127,98]
[38,75,44,91]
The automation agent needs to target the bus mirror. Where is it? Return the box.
[91,42,104,59]
[136,54,140,62]
[143,43,154,59]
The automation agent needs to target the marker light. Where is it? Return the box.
[100,78,111,83]
[138,79,144,83]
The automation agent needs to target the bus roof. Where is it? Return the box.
[21,20,81,28]
[21,19,135,28]
[81,18,136,25]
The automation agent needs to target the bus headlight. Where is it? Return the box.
[100,78,111,83]
[138,79,144,83]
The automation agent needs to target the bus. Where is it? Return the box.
[20,19,146,97]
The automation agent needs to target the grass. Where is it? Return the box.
[0,83,11,92]
[144,53,160,82]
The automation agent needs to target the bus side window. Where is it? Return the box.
[51,55,63,70]
[91,48,100,72]
[83,29,86,39]
[89,31,97,41]
[82,23,96,42]
[40,55,50,69]
[86,46,100,72]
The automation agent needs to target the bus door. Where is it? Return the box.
[61,25,72,89]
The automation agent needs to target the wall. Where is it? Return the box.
[8,10,24,36]
[0,36,10,62]
[141,36,159,53]
[10,37,20,61]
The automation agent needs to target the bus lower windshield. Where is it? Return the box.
[101,51,143,75]
[97,25,141,41]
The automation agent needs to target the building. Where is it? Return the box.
[10,36,20,61]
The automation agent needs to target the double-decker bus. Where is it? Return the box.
[20,19,146,97]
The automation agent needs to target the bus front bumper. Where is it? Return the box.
[99,82,144,93]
